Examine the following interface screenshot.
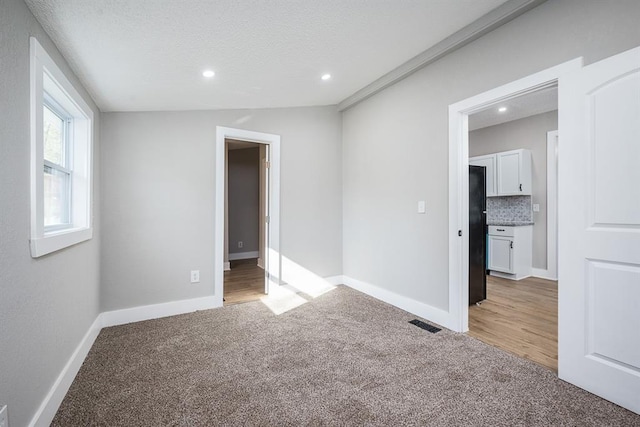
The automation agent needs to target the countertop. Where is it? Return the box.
[487,221,534,226]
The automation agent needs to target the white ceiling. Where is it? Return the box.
[25,0,508,112]
[469,86,558,131]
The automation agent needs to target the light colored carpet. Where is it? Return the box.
[53,286,639,426]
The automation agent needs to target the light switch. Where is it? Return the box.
[533,204,540,212]
[418,201,426,214]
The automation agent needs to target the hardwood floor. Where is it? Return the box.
[224,258,265,306]
[468,275,558,372]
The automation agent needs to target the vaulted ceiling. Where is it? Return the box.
[25,0,508,112]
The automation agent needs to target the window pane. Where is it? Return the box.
[44,164,71,227]
[43,104,64,165]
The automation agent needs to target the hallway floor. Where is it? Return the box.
[224,258,265,305]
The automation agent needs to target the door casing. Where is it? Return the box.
[447,57,582,333]
[215,127,281,306]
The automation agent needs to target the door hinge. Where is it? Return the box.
[266,215,270,224]
[265,161,270,169]
[458,230,462,237]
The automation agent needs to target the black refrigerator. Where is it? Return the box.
[469,165,487,305]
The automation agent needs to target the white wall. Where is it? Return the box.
[228,147,260,254]
[100,106,342,311]
[470,110,558,269]
[0,0,101,426]
[342,0,640,312]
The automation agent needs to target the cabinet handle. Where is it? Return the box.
[510,241,513,249]
[519,184,522,191]
[497,228,505,231]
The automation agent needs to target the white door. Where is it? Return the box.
[263,147,270,295]
[559,46,640,414]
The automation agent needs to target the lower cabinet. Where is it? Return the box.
[487,225,532,280]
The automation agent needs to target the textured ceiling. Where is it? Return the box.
[25,0,508,112]
[469,86,558,131]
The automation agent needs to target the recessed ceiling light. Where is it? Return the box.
[202,70,215,78]
[321,74,331,81]
[498,106,507,113]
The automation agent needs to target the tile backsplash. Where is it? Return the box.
[487,196,532,223]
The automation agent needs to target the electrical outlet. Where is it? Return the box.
[238,241,243,248]
[190,270,200,283]
[0,405,8,427]
[533,203,540,212]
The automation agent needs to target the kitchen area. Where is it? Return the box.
[465,91,559,372]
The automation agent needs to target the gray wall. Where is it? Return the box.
[0,0,101,426]
[470,110,558,269]
[100,106,342,311]
[342,0,640,311]
[228,148,260,254]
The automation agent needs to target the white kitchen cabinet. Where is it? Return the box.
[469,154,497,197]
[488,235,513,272]
[470,149,531,197]
[487,225,532,280]
[497,149,532,196]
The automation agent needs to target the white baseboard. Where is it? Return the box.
[101,295,220,328]
[224,262,230,271]
[257,258,264,269]
[341,276,455,330]
[30,294,221,425]
[29,316,102,427]
[325,275,346,286]
[228,251,259,261]
[28,274,456,426]
[489,271,532,281]
[531,268,558,281]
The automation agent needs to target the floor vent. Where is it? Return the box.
[409,319,441,333]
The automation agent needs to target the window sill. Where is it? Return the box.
[30,227,93,258]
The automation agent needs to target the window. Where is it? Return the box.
[30,37,94,257]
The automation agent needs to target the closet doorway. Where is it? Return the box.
[214,126,281,308]
[224,139,268,305]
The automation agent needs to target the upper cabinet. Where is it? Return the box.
[470,148,531,197]
[469,154,497,196]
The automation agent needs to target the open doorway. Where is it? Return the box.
[224,139,268,305]
[466,87,559,371]
[447,58,582,371]
[215,127,281,309]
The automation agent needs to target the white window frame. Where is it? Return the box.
[43,94,73,232]
[30,37,94,257]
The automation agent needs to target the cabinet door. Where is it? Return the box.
[469,155,496,196]
[488,236,513,273]
[497,151,521,195]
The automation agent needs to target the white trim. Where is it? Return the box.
[223,262,231,271]
[100,296,220,328]
[546,130,559,281]
[257,258,264,269]
[228,251,260,261]
[448,58,582,333]
[341,276,456,331]
[28,317,101,427]
[216,127,281,307]
[30,228,93,257]
[531,267,557,281]
[325,275,346,286]
[337,0,546,111]
[490,271,532,281]
[30,37,94,258]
